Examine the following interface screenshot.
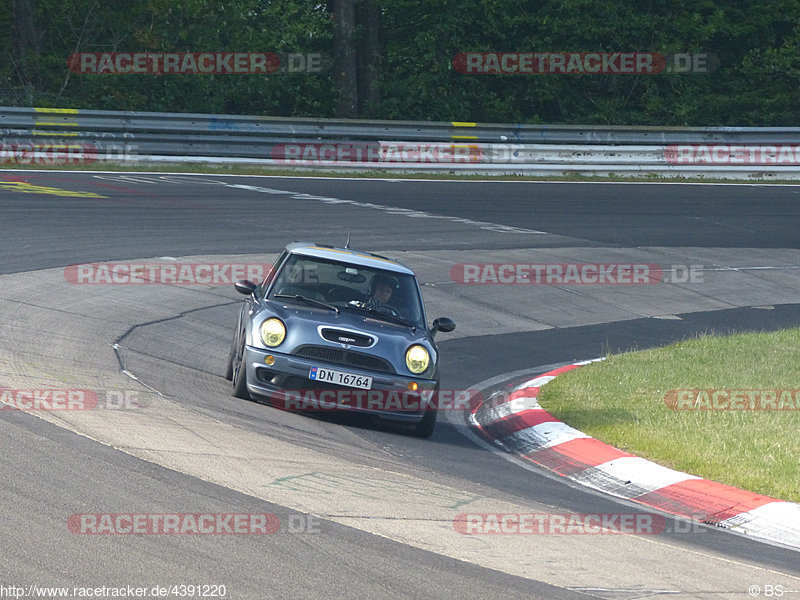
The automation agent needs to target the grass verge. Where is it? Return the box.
[537,328,800,502]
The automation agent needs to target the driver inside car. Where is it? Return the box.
[365,274,398,311]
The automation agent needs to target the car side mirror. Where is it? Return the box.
[431,317,455,336]
[234,279,257,296]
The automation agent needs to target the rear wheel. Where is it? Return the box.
[231,338,250,400]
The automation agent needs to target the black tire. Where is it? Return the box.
[409,407,436,438]
[224,342,234,381]
[231,338,250,400]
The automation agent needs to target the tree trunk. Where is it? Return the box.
[333,0,357,118]
[356,0,380,116]
[11,0,40,88]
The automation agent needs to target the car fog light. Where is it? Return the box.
[265,355,275,365]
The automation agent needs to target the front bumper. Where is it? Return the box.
[243,345,438,423]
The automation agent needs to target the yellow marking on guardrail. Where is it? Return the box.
[32,130,79,136]
[0,181,106,198]
[34,108,79,114]
[26,143,84,149]
[34,121,79,127]
[452,122,478,139]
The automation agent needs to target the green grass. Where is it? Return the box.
[2,161,800,184]
[537,329,800,502]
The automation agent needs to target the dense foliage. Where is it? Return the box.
[2,0,799,125]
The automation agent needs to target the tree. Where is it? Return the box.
[2,0,799,125]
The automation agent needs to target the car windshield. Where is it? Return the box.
[268,253,425,328]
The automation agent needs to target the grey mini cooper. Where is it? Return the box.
[225,242,455,437]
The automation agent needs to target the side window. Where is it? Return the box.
[260,251,287,296]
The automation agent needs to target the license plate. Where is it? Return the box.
[309,366,372,390]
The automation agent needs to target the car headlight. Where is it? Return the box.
[405,345,430,374]
[260,318,286,347]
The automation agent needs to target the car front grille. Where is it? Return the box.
[320,328,374,347]
[293,345,395,374]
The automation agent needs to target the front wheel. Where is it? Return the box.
[231,338,250,400]
[409,406,437,438]
[224,339,235,381]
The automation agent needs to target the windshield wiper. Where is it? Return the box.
[345,304,416,329]
[273,294,339,313]
[374,311,416,329]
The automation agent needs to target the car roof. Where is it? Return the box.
[285,242,415,275]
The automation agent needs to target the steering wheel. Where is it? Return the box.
[375,305,400,317]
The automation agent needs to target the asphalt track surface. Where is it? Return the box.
[2,171,800,599]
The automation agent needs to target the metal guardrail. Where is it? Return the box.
[2,106,800,178]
